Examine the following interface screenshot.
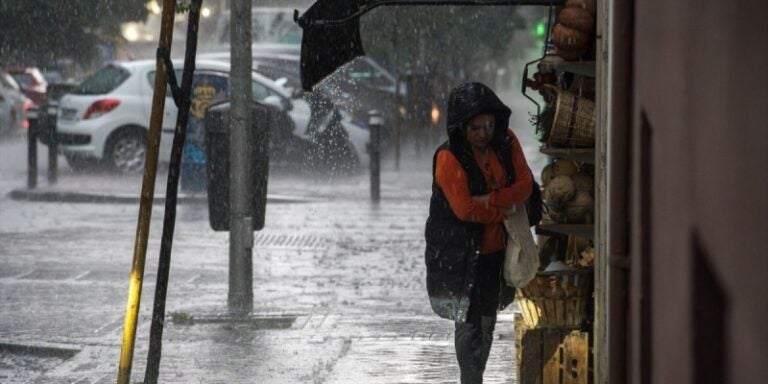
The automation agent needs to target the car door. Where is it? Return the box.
[184,71,230,163]
[0,72,25,132]
[0,79,11,133]
[153,69,231,163]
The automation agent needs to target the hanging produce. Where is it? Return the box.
[552,24,590,60]
[557,6,594,33]
[566,0,597,17]
[553,0,596,61]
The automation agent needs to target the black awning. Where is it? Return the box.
[296,0,565,91]
[297,0,366,91]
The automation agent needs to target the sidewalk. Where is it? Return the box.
[7,167,327,205]
[0,157,521,384]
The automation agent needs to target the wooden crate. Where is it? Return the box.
[515,316,593,384]
[516,269,593,329]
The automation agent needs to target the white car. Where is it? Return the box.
[0,70,27,135]
[56,59,369,173]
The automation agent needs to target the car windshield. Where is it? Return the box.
[1,73,20,91]
[9,73,33,88]
[72,65,130,95]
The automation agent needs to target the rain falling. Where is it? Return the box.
[1,1,572,383]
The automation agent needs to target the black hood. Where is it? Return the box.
[445,82,512,151]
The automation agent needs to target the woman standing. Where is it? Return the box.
[425,82,533,383]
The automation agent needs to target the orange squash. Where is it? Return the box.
[552,23,589,53]
[558,6,594,33]
[556,47,585,61]
[566,0,597,16]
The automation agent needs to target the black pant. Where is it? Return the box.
[455,251,504,384]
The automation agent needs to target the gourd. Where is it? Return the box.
[571,172,594,194]
[541,163,556,187]
[566,0,597,17]
[553,2,595,61]
[552,24,589,60]
[565,191,594,223]
[542,160,578,187]
[544,175,576,209]
[558,6,594,33]
[553,160,579,177]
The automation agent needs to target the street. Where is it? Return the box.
[0,118,541,383]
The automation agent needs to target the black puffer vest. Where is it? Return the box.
[424,82,518,322]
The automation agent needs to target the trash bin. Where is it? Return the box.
[31,104,58,146]
[204,100,272,231]
[37,83,76,146]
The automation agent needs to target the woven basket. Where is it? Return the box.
[548,88,596,148]
[516,269,593,329]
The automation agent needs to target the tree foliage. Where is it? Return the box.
[0,0,149,67]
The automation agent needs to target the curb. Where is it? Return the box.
[8,189,323,205]
[0,342,80,360]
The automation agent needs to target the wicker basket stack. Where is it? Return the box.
[547,88,596,148]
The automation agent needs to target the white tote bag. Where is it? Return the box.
[503,204,539,288]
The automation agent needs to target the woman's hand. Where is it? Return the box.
[472,194,491,208]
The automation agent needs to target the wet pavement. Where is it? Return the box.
[0,143,521,384]
[0,90,542,383]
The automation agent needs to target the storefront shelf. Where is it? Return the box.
[536,224,594,240]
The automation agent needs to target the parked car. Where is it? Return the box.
[0,70,27,135]
[5,66,47,106]
[199,51,403,128]
[55,59,368,174]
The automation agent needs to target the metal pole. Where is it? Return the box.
[26,108,38,189]
[144,1,203,382]
[369,110,382,203]
[229,0,254,315]
[117,1,176,383]
[46,103,58,184]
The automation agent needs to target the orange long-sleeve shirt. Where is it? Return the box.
[435,130,533,254]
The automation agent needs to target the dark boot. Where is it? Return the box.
[455,315,496,384]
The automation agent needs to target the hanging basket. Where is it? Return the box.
[547,87,596,148]
[516,268,593,329]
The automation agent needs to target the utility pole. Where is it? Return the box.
[229,0,254,315]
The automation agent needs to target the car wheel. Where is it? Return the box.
[106,127,146,174]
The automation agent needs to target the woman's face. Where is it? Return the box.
[465,113,495,151]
